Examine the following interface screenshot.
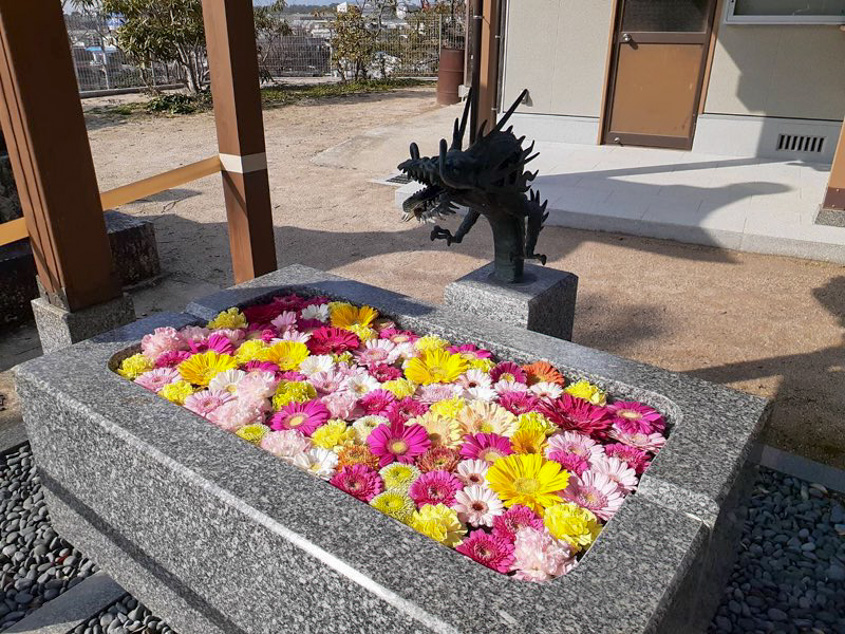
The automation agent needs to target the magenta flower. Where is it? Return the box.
[270,294,307,312]
[278,371,307,382]
[490,361,527,384]
[455,530,515,574]
[367,420,431,467]
[370,364,403,382]
[498,392,540,416]
[408,470,462,506]
[243,360,282,376]
[459,433,513,464]
[269,400,330,436]
[546,451,591,476]
[243,302,286,326]
[329,465,384,502]
[447,344,492,360]
[154,350,192,368]
[492,504,544,542]
[378,328,418,344]
[385,397,429,425]
[607,401,666,435]
[604,443,652,475]
[541,394,612,437]
[360,389,396,417]
[307,327,360,355]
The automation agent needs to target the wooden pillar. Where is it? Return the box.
[822,121,845,212]
[477,0,501,132]
[202,0,277,283]
[0,0,122,312]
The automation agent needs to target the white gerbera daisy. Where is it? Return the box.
[494,378,529,395]
[465,385,497,402]
[457,369,493,390]
[277,330,311,344]
[299,354,335,376]
[208,369,246,394]
[346,373,380,397]
[530,381,564,400]
[455,459,489,487]
[292,447,338,480]
[300,303,329,323]
[351,415,389,443]
[453,485,504,527]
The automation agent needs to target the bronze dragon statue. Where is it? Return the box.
[398,89,548,283]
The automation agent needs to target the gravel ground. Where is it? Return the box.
[71,595,176,634]
[0,443,98,631]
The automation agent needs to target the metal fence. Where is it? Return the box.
[64,12,465,94]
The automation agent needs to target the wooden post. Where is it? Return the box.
[0,0,122,312]
[822,121,845,212]
[477,0,501,133]
[202,0,277,283]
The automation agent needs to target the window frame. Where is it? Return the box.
[724,0,845,24]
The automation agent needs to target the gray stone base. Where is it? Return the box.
[32,295,135,355]
[816,207,845,228]
[444,262,578,341]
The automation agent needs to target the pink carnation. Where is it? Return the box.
[385,397,429,424]
[455,530,515,574]
[330,465,384,502]
[260,429,311,459]
[370,364,403,382]
[207,399,265,431]
[141,327,186,361]
[546,451,591,476]
[512,527,577,582]
[321,392,360,420]
[237,371,278,401]
[179,326,209,344]
[408,470,462,506]
[492,504,544,542]
[416,383,461,404]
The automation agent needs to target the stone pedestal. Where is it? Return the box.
[444,262,578,341]
[32,295,135,355]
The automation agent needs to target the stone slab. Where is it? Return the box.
[443,262,578,341]
[31,294,135,355]
[816,207,845,228]
[16,266,771,634]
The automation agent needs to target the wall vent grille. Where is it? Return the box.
[777,133,825,154]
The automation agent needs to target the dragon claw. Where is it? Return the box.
[527,252,548,265]
[430,225,454,246]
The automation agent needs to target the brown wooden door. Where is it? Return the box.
[603,0,718,150]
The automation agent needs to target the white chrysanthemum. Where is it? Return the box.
[591,456,638,493]
[455,459,490,487]
[299,355,335,377]
[494,379,529,395]
[300,303,329,323]
[292,447,338,480]
[454,485,504,527]
[208,369,246,394]
[530,381,564,400]
[346,373,380,397]
[351,415,389,443]
[465,386,497,402]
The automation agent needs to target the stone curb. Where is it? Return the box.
[751,443,845,494]
[4,572,126,634]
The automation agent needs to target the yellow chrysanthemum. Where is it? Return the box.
[236,424,270,445]
[564,379,607,406]
[271,381,317,409]
[234,340,270,365]
[159,380,195,405]
[370,491,415,524]
[265,341,309,371]
[414,335,451,352]
[517,411,558,437]
[311,420,356,451]
[404,349,468,385]
[544,502,601,552]
[177,352,238,387]
[379,463,421,492]
[409,504,466,547]
[429,397,466,419]
[329,303,378,329]
[347,324,377,342]
[332,351,355,366]
[207,307,247,330]
[486,454,570,516]
[409,412,463,449]
[117,353,153,380]
[468,357,495,373]
[510,428,547,454]
[381,379,417,398]
[456,401,518,438]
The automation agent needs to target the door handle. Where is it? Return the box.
[621,33,633,44]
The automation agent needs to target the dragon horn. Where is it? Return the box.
[410,142,420,160]
[438,138,459,188]
[452,93,471,151]
[491,88,529,135]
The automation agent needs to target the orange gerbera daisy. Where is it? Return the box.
[522,361,565,387]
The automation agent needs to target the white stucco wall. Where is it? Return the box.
[502,0,613,118]
[704,24,845,121]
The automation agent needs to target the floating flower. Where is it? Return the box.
[234,340,270,365]
[158,380,195,405]
[456,401,518,438]
[543,502,601,552]
[381,379,418,400]
[183,389,234,417]
[409,504,466,547]
[346,324,377,342]
[521,361,565,387]
[490,362,527,384]
[141,327,186,361]
[235,423,269,445]
[321,392,360,420]
[414,335,451,352]
[354,339,397,367]
[269,400,330,436]
[512,527,577,582]
[544,431,605,463]
[345,373,380,397]
[498,392,540,417]
[243,360,281,376]
[307,327,360,356]
[379,463,421,492]
[418,446,461,473]
[260,429,312,459]
[561,471,625,521]
[311,419,355,450]
[467,357,495,373]
[300,303,329,323]
[604,443,652,475]
[447,344,492,360]
[270,311,298,333]
[309,370,347,394]
[455,459,489,487]
[207,398,265,431]
[404,349,468,385]
[272,380,318,409]
[459,433,513,464]
[134,368,180,393]
[351,415,388,443]
[486,454,570,516]
[177,352,238,388]
[237,372,278,402]
[360,389,397,417]
[492,504,544,542]
[298,355,335,377]
[243,301,285,325]
[516,412,557,437]
[529,381,564,400]
[367,420,431,467]
[370,364,403,382]
[330,465,383,502]
[409,470,462,507]
[292,447,338,480]
[265,341,309,372]
[337,445,381,470]
[607,401,666,435]
[208,369,246,394]
[541,394,612,436]
[202,334,236,356]
[416,383,461,404]
[464,385,497,402]
[608,429,666,453]
[412,412,462,449]
[154,350,192,368]
[546,452,591,476]
[207,307,247,330]
[456,369,492,392]
[563,379,606,406]
[592,455,638,494]
[455,530,514,573]
[370,491,415,523]
[510,428,547,455]
[117,353,154,380]
[379,328,418,345]
[429,396,466,419]
[329,303,378,330]
[494,379,529,395]
[454,485,505,527]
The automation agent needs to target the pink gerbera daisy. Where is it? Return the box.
[455,530,515,574]
[607,401,666,435]
[408,470,462,506]
[134,368,180,392]
[367,420,431,467]
[490,361,527,384]
[307,327,360,355]
[541,394,612,436]
[454,485,505,527]
[309,370,348,394]
[378,328,418,344]
[243,360,282,376]
[591,455,638,494]
[562,471,625,521]
[608,429,666,453]
[183,389,234,417]
[546,451,591,476]
[603,443,652,475]
[370,364,403,382]
[492,504,544,542]
[207,399,265,432]
[329,465,384,502]
[459,433,513,464]
[498,392,540,416]
[447,344,493,360]
[269,400,330,436]
[544,431,605,463]
[154,350,192,368]
[354,339,397,367]
[359,389,397,417]
[455,459,489,487]
[385,398,429,425]
[270,311,298,333]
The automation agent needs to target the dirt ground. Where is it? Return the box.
[4,86,844,468]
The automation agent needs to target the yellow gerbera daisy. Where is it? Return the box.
[159,380,195,405]
[517,411,558,437]
[429,396,466,419]
[370,491,415,524]
[404,349,468,385]
[564,379,607,406]
[177,352,238,387]
[510,428,547,454]
[410,411,463,449]
[117,353,153,380]
[234,340,270,365]
[486,454,570,516]
[235,424,270,445]
[329,303,378,330]
[347,324,377,342]
[381,379,417,398]
[265,341,309,371]
[207,307,247,330]
[409,504,466,547]
[271,381,317,409]
[544,502,601,552]
[414,335,451,352]
[311,420,356,451]
[456,401,518,438]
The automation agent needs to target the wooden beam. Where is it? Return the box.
[0,216,25,245]
[202,0,277,283]
[477,0,501,131]
[0,0,121,311]
[822,121,845,211]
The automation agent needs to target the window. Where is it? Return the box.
[725,0,845,23]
